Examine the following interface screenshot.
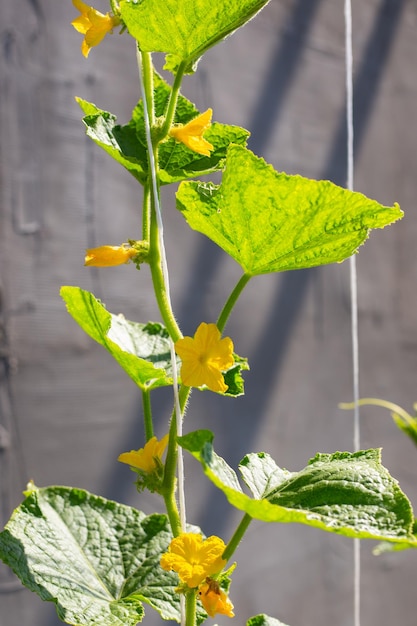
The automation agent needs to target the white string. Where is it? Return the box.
[344,2,361,626]
[136,47,187,539]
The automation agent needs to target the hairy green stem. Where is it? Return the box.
[141,52,155,127]
[162,412,182,537]
[109,0,119,15]
[161,385,191,537]
[222,513,252,562]
[136,45,182,341]
[142,390,154,441]
[142,183,151,243]
[137,45,187,542]
[185,591,197,626]
[217,273,251,333]
[149,199,182,341]
[160,61,188,138]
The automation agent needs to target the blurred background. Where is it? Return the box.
[1,0,417,625]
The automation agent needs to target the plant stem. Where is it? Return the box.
[149,200,182,341]
[185,590,197,626]
[217,273,251,333]
[160,61,188,138]
[109,0,119,15]
[142,183,151,243]
[142,390,154,441]
[222,513,252,562]
[141,52,155,127]
[339,398,414,425]
[162,412,182,537]
[137,45,187,544]
[161,385,191,537]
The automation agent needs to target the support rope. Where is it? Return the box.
[344,2,361,626]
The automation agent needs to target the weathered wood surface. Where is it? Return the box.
[1,1,417,625]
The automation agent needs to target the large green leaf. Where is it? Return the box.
[61,287,247,397]
[176,145,403,275]
[77,74,249,185]
[0,487,180,626]
[179,430,414,542]
[120,0,271,70]
[61,286,175,391]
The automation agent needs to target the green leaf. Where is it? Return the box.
[76,98,148,185]
[120,0,271,69]
[392,409,417,448]
[176,145,403,275]
[188,353,249,398]
[239,452,292,500]
[374,519,417,553]
[0,487,181,626]
[76,74,249,186]
[61,286,175,391]
[179,431,414,542]
[247,615,291,626]
[222,354,250,397]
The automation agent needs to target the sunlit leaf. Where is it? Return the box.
[177,145,403,275]
[76,74,249,185]
[179,430,414,542]
[61,286,175,390]
[120,0,271,71]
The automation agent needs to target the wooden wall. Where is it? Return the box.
[1,1,417,625]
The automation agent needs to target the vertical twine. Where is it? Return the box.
[344,2,361,625]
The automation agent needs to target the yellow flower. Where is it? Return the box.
[160,533,227,588]
[175,323,234,393]
[118,435,169,474]
[84,244,137,267]
[71,0,120,58]
[169,109,214,157]
[198,578,235,618]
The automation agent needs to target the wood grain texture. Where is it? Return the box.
[1,1,417,625]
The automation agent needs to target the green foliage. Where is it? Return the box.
[61,286,248,397]
[61,286,175,390]
[247,615,291,626]
[0,487,181,626]
[76,73,249,185]
[1,2,411,625]
[374,519,417,554]
[120,0,271,72]
[177,145,403,275]
[392,405,417,448]
[179,430,414,542]
[223,354,250,396]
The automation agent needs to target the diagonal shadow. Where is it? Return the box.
[248,0,323,155]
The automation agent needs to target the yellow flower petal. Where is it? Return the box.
[71,0,120,58]
[160,533,227,588]
[169,109,214,157]
[84,244,137,267]
[198,579,235,618]
[175,323,234,392]
[118,434,169,473]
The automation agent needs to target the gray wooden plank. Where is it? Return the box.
[1,1,417,625]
